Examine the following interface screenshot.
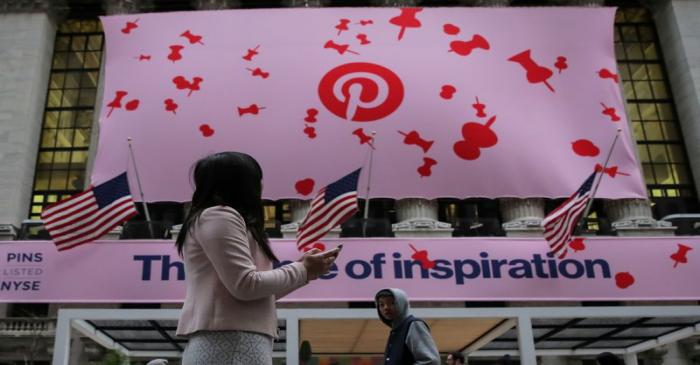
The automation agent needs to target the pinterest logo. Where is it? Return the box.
[318,62,404,122]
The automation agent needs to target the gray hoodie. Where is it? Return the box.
[375,288,440,365]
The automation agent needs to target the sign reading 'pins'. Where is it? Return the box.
[318,62,404,122]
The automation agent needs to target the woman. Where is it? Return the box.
[175,152,338,364]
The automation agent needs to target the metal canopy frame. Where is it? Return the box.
[52,306,700,365]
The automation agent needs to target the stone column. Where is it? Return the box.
[652,0,700,199]
[392,198,453,238]
[604,199,675,236]
[499,198,545,237]
[0,9,56,234]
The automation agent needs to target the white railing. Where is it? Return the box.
[0,317,56,336]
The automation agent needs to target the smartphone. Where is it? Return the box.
[321,243,343,257]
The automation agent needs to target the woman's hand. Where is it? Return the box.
[300,247,340,280]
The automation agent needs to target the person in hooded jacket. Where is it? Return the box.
[375,288,440,365]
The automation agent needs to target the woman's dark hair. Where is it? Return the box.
[175,151,277,261]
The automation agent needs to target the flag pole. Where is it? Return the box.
[362,131,376,237]
[127,137,154,238]
[575,128,623,235]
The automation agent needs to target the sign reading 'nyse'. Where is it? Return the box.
[0,238,698,302]
[93,8,645,202]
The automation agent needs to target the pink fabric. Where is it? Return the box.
[1,237,698,302]
[93,8,646,201]
[176,206,307,337]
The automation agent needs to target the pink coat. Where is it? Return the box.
[176,206,308,338]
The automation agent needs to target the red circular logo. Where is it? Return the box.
[318,62,404,122]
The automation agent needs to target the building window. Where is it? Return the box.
[28,20,103,220]
[615,8,696,203]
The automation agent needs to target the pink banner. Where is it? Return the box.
[1,238,698,302]
[93,8,646,201]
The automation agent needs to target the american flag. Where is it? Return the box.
[40,172,138,251]
[296,169,362,251]
[541,171,597,259]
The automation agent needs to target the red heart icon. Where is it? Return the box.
[125,99,140,111]
[440,85,456,100]
[453,140,481,160]
[199,124,214,137]
[568,238,586,252]
[615,272,635,289]
[443,23,460,35]
[572,139,600,157]
[295,178,315,196]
